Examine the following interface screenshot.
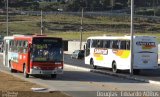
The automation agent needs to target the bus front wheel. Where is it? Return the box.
[9,61,16,73]
[90,59,97,69]
[23,65,29,78]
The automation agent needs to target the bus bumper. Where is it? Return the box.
[29,68,63,75]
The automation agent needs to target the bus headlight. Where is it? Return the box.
[32,66,41,70]
[55,66,63,69]
[58,66,63,69]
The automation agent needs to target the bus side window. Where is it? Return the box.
[97,40,103,48]
[16,41,18,52]
[13,40,17,52]
[97,40,100,48]
[112,40,119,49]
[3,40,6,52]
[120,41,126,50]
[11,40,14,52]
[19,41,23,53]
[9,40,12,46]
[17,41,20,52]
[103,40,110,48]
[24,41,28,47]
[86,39,90,48]
[91,40,97,48]
[85,39,91,57]
[95,40,99,48]
[126,41,130,50]
[9,40,12,51]
[23,41,28,53]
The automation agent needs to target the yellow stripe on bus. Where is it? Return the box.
[115,50,130,58]
[94,53,104,61]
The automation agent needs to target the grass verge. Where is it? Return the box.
[0,71,71,97]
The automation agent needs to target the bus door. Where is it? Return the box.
[85,39,91,65]
[4,40,9,67]
[133,37,158,69]
[26,43,31,73]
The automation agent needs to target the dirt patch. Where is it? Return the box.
[0,71,71,97]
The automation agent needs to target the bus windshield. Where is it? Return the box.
[31,38,63,62]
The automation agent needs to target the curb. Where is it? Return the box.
[90,69,147,83]
[91,69,160,85]
[65,64,160,85]
[64,64,90,72]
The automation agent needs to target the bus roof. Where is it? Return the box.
[3,36,14,40]
[87,35,156,40]
[4,34,62,41]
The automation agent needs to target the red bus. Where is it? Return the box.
[8,35,63,78]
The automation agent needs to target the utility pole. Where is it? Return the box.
[80,7,83,50]
[130,0,134,75]
[41,10,43,35]
[6,0,8,36]
[153,0,156,16]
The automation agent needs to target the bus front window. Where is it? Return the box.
[32,43,63,62]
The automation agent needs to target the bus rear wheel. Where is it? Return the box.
[133,69,140,75]
[112,62,118,73]
[23,65,29,78]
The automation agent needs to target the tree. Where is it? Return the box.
[79,0,86,8]
[30,2,39,11]
[66,0,85,11]
[100,0,111,10]
[0,0,5,8]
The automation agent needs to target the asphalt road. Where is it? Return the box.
[64,54,160,82]
[64,54,92,69]
[1,54,160,97]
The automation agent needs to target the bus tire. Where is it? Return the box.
[133,69,140,75]
[51,74,57,78]
[23,65,29,78]
[112,62,118,73]
[90,59,97,69]
[10,68,16,73]
[9,61,16,73]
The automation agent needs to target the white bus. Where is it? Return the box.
[3,36,14,68]
[84,35,158,74]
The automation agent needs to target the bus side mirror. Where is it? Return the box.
[29,45,32,52]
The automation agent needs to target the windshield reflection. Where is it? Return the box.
[31,43,63,62]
